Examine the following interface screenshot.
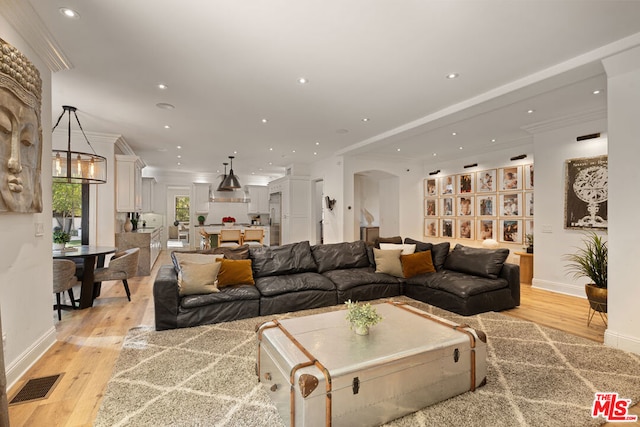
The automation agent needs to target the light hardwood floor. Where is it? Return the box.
[7,252,636,426]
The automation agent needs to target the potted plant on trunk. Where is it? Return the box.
[564,232,607,324]
[345,300,383,335]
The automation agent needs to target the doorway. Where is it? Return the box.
[312,179,324,245]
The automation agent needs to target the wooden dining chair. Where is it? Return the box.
[93,248,140,301]
[219,229,242,247]
[242,228,264,246]
[53,259,79,321]
[200,229,212,249]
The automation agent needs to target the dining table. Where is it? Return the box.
[53,245,117,309]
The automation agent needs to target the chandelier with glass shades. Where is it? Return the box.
[52,105,107,184]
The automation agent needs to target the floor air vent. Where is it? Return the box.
[9,374,63,405]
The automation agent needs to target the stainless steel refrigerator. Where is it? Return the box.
[269,192,281,246]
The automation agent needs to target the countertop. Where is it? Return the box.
[118,227,162,234]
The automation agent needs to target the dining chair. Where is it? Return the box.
[200,229,212,249]
[242,228,264,246]
[93,248,140,301]
[53,259,79,321]
[219,229,242,247]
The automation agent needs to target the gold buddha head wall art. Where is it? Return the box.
[0,37,43,213]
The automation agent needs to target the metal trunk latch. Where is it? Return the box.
[352,377,360,394]
[454,348,460,363]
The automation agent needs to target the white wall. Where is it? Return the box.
[603,46,640,354]
[532,119,607,296]
[309,156,345,243]
[0,18,56,386]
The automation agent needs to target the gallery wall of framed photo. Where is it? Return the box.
[424,163,534,244]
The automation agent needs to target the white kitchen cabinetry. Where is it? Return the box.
[247,185,269,213]
[141,177,156,213]
[269,176,311,245]
[116,154,143,212]
[194,183,211,214]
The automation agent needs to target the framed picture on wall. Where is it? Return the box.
[458,219,474,239]
[457,173,474,194]
[477,194,496,216]
[499,166,522,191]
[500,219,522,243]
[441,218,454,238]
[441,197,455,216]
[441,175,455,195]
[525,192,534,217]
[476,169,496,193]
[500,193,522,216]
[564,155,608,230]
[457,195,474,216]
[524,164,534,190]
[424,178,437,197]
[478,219,496,241]
[424,198,438,216]
[424,218,438,238]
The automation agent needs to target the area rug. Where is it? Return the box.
[95,296,640,427]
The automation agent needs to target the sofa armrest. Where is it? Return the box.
[499,263,520,306]
[153,265,180,330]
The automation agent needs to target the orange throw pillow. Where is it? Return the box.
[401,250,436,278]
[216,258,255,287]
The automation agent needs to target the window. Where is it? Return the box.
[175,196,190,223]
[52,182,85,246]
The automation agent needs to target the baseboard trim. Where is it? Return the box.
[5,327,57,389]
[532,278,585,298]
[604,330,640,355]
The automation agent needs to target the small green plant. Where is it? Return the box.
[564,232,607,289]
[53,229,71,244]
[525,234,533,247]
[345,300,382,330]
[197,215,205,224]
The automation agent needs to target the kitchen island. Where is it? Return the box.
[115,226,163,275]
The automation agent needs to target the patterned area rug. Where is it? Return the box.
[95,296,640,427]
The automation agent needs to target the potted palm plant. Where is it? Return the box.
[564,232,607,314]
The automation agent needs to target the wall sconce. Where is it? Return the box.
[325,196,336,211]
[463,163,478,169]
[510,154,527,161]
[428,170,440,175]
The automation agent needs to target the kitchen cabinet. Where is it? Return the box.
[141,177,156,213]
[269,176,311,245]
[247,185,269,213]
[194,183,211,214]
[116,154,143,212]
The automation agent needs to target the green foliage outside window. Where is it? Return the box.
[52,182,82,234]
[175,196,190,223]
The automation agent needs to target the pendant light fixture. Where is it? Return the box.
[220,155,241,189]
[216,162,232,192]
[51,105,107,184]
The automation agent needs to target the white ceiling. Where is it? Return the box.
[17,1,640,180]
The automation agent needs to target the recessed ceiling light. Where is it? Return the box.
[446,73,459,79]
[268,162,273,165]
[156,102,175,110]
[292,150,296,153]
[491,139,496,143]
[176,145,182,149]
[251,172,255,175]
[269,147,273,151]
[459,146,463,150]
[59,8,79,18]
[396,148,401,152]
[233,150,238,154]
[593,89,601,95]
[313,152,317,155]
[261,118,268,123]
[298,77,308,84]
[527,109,535,114]
[362,118,370,122]
[177,155,181,159]
[164,125,171,129]
[433,153,437,156]
[315,142,320,146]
[452,132,457,136]
[157,83,168,90]
[177,162,182,166]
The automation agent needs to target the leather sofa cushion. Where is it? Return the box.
[404,238,450,271]
[444,244,509,279]
[181,284,260,309]
[250,241,317,278]
[171,245,249,272]
[311,241,370,273]
[323,267,402,291]
[406,270,509,298]
[254,272,336,297]
[374,236,403,248]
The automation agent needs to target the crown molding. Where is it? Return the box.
[521,107,607,135]
[0,0,72,72]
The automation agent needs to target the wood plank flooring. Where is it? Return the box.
[7,252,636,426]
